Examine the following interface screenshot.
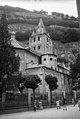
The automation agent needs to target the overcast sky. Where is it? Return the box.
[0,0,78,17]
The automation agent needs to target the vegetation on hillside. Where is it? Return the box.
[15,26,80,44]
[0,5,79,28]
[0,5,80,58]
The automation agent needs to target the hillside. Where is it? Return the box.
[0,5,78,27]
[0,5,80,59]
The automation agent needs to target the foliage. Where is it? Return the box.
[16,31,32,41]
[57,57,68,63]
[70,54,80,78]
[0,6,79,28]
[45,75,58,91]
[72,49,79,56]
[24,74,41,102]
[70,54,80,90]
[0,13,20,93]
[24,75,41,90]
[48,27,80,43]
[15,24,80,44]
[45,74,58,104]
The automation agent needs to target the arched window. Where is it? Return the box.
[34,37,35,42]
[38,36,40,41]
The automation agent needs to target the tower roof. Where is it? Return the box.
[38,18,45,28]
[36,18,47,34]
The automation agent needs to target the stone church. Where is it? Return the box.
[10,18,71,106]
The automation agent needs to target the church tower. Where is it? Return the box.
[29,18,53,54]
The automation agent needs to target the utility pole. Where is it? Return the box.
[76,0,80,27]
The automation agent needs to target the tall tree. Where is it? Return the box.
[0,13,20,112]
[70,54,80,90]
[45,75,58,104]
[24,75,41,103]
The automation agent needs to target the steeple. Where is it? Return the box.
[29,18,53,54]
[36,18,47,34]
[38,18,45,28]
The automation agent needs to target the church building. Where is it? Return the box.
[10,18,71,106]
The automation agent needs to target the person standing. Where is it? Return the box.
[56,99,60,109]
[72,98,76,106]
[39,100,43,110]
[63,98,67,110]
[33,100,37,111]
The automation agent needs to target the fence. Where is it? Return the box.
[0,92,73,113]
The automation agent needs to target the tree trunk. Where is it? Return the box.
[33,89,35,104]
[2,92,6,113]
[50,90,52,105]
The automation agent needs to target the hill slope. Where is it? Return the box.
[0,5,80,59]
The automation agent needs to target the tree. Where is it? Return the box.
[70,54,80,91]
[57,57,68,64]
[0,13,20,112]
[24,75,41,103]
[45,75,58,104]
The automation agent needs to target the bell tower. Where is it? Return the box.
[29,18,53,54]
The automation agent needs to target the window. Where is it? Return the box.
[34,46,36,50]
[38,45,40,50]
[50,58,53,61]
[44,58,46,61]
[34,37,35,42]
[51,67,53,69]
[38,36,40,41]
[47,38,48,42]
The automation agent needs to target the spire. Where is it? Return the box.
[36,18,47,34]
[38,18,45,28]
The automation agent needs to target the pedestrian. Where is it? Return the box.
[39,100,43,110]
[33,100,37,111]
[56,99,60,109]
[72,98,75,106]
[63,98,67,110]
[78,99,80,111]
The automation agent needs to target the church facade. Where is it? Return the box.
[10,19,71,106]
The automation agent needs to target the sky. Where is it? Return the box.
[0,0,78,17]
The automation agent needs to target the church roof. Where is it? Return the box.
[10,38,24,49]
[10,37,41,56]
[41,53,57,57]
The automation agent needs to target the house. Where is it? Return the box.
[10,18,71,106]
